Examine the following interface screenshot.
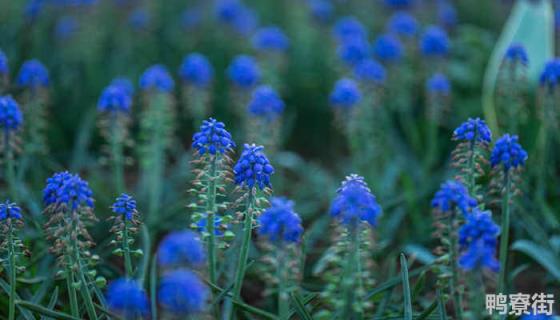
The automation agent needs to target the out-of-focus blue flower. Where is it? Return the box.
[43,171,94,210]
[227,55,261,89]
[438,1,458,28]
[25,0,44,21]
[192,118,235,155]
[106,278,150,320]
[307,0,333,23]
[158,270,209,316]
[420,26,449,57]
[0,96,23,132]
[128,8,149,30]
[373,34,403,62]
[55,16,78,40]
[332,16,366,42]
[539,59,560,88]
[233,144,274,190]
[98,84,132,113]
[139,65,174,92]
[0,201,23,220]
[504,43,528,65]
[354,59,386,84]
[431,180,477,215]
[247,85,285,121]
[196,216,224,236]
[252,26,290,52]
[215,0,258,35]
[158,231,206,268]
[17,59,49,89]
[181,8,202,29]
[0,50,8,76]
[521,313,556,320]
[426,73,450,95]
[112,194,137,221]
[458,209,500,272]
[179,53,213,88]
[258,197,303,243]
[490,134,528,171]
[453,118,492,143]
[330,174,382,227]
[387,12,418,38]
[329,78,361,109]
[337,36,370,66]
[111,77,134,97]
[384,0,414,9]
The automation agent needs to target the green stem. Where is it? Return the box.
[448,213,463,319]
[122,219,133,278]
[466,140,476,194]
[470,270,484,320]
[342,226,361,319]
[66,267,79,318]
[206,156,218,286]
[276,246,288,320]
[497,171,511,296]
[4,131,16,200]
[8,222,16,320]
[110,115,126,194]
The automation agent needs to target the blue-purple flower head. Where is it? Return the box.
[520,313,556,320]
[158,230,206,268]
[192,118,235,155]
[354,59,386,84]
[139,65,174,93]
[504,43,528,65]
[17,59,49,89]
[453,118,492,144]
[539,58,560,88]
[258,197,303,243]
[128,8,149,30]
[181,8,202,29]
[426,73,450,95]
[307,0,333,23]
[111,77,134,97]
[252,26,290,52]
[25,0,44,21]
[158,270,209,316]
[490,134,528,171]
[438,1,458,29]
[55,16,78,40]
[337,36,370,66]
[0,96,23,132]
[106,278,150,320]
[329,78,361,109]
[330,174,382,227]
[247,85,285,121]
[0,201,23,221]
[383,0,414,9]
[215,0,258,35]
[420,26,449,57]
[43,171,94,210]
[0,50,8,76]
[227,55,261,89]
[332,16,367,42]
[196,216,224,236]
[98,84,132,113]
[179,53,214,88]
[458,209,500,272]
[373,34,403,63]
[112,194,137,221]
[387,12,418,38]
[233,144,274,190]
[431,180,477,215]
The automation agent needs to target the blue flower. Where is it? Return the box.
[43,171,94,210]
[307,0,333,23]
[504,43,528,65]
[330,174,382,227]
[111,77,134,97]
[420,26,449,57]
[0,50,8,75]
[247,85,285,121]
[431,180,477,215]
[373,34,403,62]
[490,134,528,170]
[98,84,132,113]
[438,1,458,29]
[458,209,500,272]
[0,96,23,132]
[453,118,492,143]
[521,313,556,320]
[17,59,49,88]
[227,55,261,89]
[25,0,44,21]
[106,278,150,319]
[157,231,206,268]
[0,201,23,220]
[539,58,560,88]
[192,118,235,155]
[112,194,137,221]
[384,0,414,9]
[233,144,274,190]
[196,216,224,236]
[258,197,303,243]
[329,78,361,109]
[128,8,149,30]
[332,16,366,42]
[55,16,78,40]
[252,26,290,52]
[158,270,209,316]
[215,0,258,35]
[387,12,418,38]
[181,8,202,29]
[179,53,214,88]
[354,59,386,84]
[426,73,450,95]
[337,37,370,66]
[139,65,174,92]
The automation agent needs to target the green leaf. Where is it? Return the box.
[206,281,278,320]
[416,299,438,320]
[400,253,413,320]
[289,291,314,320]
[16,300,79,320]
[0,278,36,320]
[512,240,560,281]
[366,264,431,298]
[404,244,436,265]
[41,286,59,320]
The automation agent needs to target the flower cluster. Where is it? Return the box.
[55,16,78,40]
[0,50,8,75]
[43,171,94,210]
[247,85,285,121]
[215,0,258,35]
[539,58,560,88]
[329,78,361,109]
[97,84,132,113]
[453,118,492,143]
[438,1,457,28]
[252,26,290,52]
[179,53,214,88]
[0,201,22,220]
[458,209,500,272]
[307,0,333,23]
[258,197,303,243]
[490,134,528,171]
[387,12,418,38]
[106,278,150,319]
[233,144,274,190]
[332,16,366,42]
[504,43,528,65]
[17,59,49,88]
[384,0,414,9]
[227,55,261,89]
[158,270,209,316]
[111,77,134,97]
[431,180,477,215]
[330,174,382,227]
[420,26,449,57]
[0,96,23,132]
[112,194,137,221]
[426,73,450,95]
[337,36,370,66]
[192,118,235,155]
[354,59,386,84]
[158,230,206,268]
[139,64,174,92]
[373,34,403,63]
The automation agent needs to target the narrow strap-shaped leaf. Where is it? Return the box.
[0,278,36,320]
[366,264,431,298]
[41,286,59,320]
[206,281,278,320]
[289,291,313,320]
[512,240,560,280]
[416,299,438,320]
[400,253,412,320]
[94,303,124,320]
[149,254,158,320]
[288,293,317,319]
[15,301,79,320]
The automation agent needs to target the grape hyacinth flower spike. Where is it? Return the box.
[106,278,150,320]
[373,34,404,63]
[157,230,206,269]
[158,269,209,317]
[497,43,529,133]
[227,55,261,121]
[252,26,290,53]
[16,59,49,90]
[0,50,8,91]
[424,73,451,168]
[387,11,418,39]
[329,78,361,112]
[332,16,367,43]
[0,96,23,198]
[179,53,214,125]
[246,85,285,149]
